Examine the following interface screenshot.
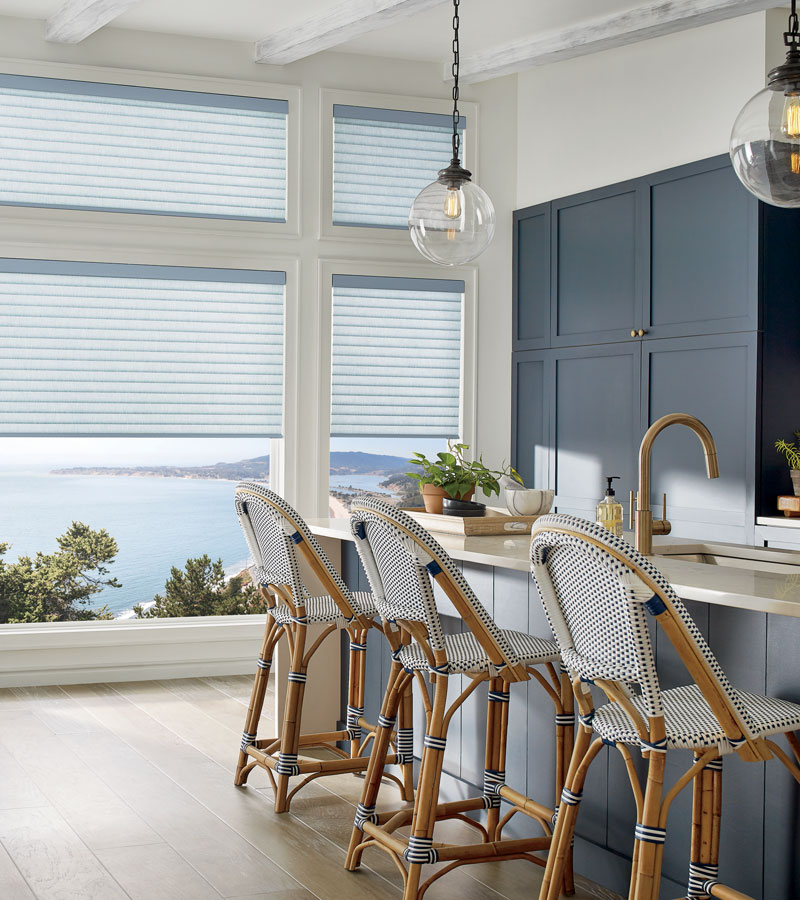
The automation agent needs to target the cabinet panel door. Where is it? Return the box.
[552,344,641,518]
[642,334,756,544]
[552,182,642,346]
[513,203,550,350]
[644,156,758,338]
[511,351,550,488]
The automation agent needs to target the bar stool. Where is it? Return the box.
[529,514,800,900]
[345,497,575,900]
[233,483,414,813]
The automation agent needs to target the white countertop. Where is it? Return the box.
[308,518,800,618]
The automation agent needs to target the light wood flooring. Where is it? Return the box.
[0,676,621,900]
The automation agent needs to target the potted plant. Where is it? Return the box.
[407,442,522,514]
[775,431,800,496]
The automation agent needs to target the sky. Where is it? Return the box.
[0,436,446,470]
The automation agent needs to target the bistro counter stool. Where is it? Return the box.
[233,483,414,813]
[529,514,800,900]
[345,498,575,900]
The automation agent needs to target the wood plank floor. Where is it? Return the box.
[0,676,621,900]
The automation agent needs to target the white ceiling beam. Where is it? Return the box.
[457,0,780,84]
[255,0,449,65]
[45,0,140,44]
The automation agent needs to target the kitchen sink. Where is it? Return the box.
[655,544,800,575]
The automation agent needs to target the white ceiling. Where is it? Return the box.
[0,1,666,62]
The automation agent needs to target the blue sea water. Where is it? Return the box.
[0,470,387,618]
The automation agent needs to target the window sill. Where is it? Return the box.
[0,615,267,688]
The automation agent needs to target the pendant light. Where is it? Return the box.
[408,0,495,265]
[730,0,800,207]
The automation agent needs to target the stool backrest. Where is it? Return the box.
[351,497,528,681]
[529,514,758,748]
[235,481,363,626]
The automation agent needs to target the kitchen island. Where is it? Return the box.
[308,517,800,899]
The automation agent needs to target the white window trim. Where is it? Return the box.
[0,55,302,240]
[319,87,479,244]
[315,257,478,517]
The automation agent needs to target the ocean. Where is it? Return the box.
[0,470,387,618]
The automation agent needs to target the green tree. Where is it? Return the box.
[0,522,119,623]
[134,555,266,618]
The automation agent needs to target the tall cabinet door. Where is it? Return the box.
[642,334,757,544]
[643,156,759,339]
[551,181,643,347]
[551,343,641,518]
[513,203,550,350]
[512,350,550,488]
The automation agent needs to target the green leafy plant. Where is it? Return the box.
[775,432,800,470]
[406,441,522,499]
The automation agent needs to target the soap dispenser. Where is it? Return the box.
[596,476,623,537]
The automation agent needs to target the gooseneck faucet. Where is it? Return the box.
[632,413,720,555]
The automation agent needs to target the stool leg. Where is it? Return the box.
[687,758,722,900]
[274,619,308,814]
[484,677,508,842]
[557,669,576,897]
[404,672,450,900]
[631,751,667,900]
[235,615,280,786]
[398,674,415,802]
[345,660,408,871]
[346,626,368,758]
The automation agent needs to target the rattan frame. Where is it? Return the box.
[233,485,413,813]
[530,520,800,900]
[345,501,575,900]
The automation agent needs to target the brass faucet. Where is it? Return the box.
[630,413,720,555]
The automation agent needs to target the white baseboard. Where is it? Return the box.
[0,614,268,687]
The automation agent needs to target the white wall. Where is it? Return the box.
[516,13,769,207]
[0,15,518,515]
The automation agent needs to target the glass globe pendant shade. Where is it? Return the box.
[730,50,800,207]
[408,164,496,266]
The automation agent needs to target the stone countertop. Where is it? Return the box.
[308,517,800,619]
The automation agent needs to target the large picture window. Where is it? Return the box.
[0,74,288,221]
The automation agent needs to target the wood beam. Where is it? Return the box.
[255,0,448,65]
[45,0,140,44]
[457,0,779,84]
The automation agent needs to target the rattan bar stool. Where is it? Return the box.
[529,514,800,900]
[233,483,414,813]
[344,498,575,900]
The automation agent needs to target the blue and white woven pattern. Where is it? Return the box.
[530,514,772,745]
[235,482,377,628]
[395,727,414,765]
[688,862,719,899]
[403,835,439,865]
[351,497,555,671]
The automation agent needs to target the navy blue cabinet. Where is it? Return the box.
[512,204,550,350]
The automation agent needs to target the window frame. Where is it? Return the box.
[319,87,479,244]
[315,257,477,516]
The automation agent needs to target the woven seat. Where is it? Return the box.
[529,513,800,900]
[233,483,413,813]
[593,683,800,753]
[397,629,559,675]
[345,498,574,900]
[270,591,377,626]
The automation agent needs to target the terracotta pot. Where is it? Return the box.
[792,469,800,497]
[421,483,475,515]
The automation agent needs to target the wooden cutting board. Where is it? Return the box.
[405,507,539,536]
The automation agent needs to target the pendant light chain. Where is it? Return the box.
[451,0,461,164]
[786,0,799,49]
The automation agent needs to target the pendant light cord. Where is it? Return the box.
[787,0,799,49]
[451,0,461,165]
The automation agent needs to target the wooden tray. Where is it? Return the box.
[778,495,800,517]
[405,507,540,536]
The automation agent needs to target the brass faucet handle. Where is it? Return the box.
[651,492,672,536]
[629,490,636,531]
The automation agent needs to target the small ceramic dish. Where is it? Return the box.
[505,489,554,516]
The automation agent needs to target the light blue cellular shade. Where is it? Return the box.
[331,274,464,437]
[332,104,465,229]
[0,74,288,221]
[0,259,285,436]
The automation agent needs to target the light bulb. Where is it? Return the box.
[782,91,800,138]
[444,187,462,219]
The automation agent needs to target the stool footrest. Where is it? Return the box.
[702,884,755,900]
[497,784,556,823]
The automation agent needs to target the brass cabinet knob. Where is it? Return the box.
[637,329,647,337]
[631,329,637,337]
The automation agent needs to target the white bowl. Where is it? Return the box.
[505,488,554,516]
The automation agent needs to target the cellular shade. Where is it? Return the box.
[331,274,464,437]
[0,260,285,436]
[0,74,288,221]
[332,105,465,228]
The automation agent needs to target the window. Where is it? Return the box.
[332,105,465,228]
[0,74,288,220]
[0,259,285,436]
